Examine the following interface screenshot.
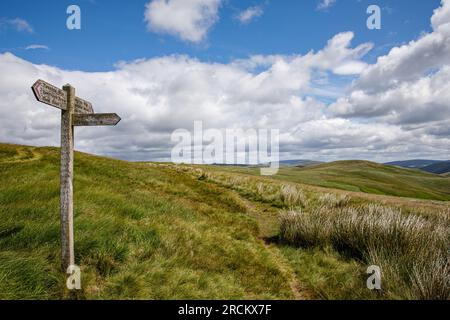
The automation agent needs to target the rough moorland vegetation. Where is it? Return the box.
[1,143,449,300]
[186,166,450,300]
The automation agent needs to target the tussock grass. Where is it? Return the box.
[211,160,450,201]
[167,165,450,300]
[2,144,449,300]
[0,144,293,300]
[187,168,308,209]
[280,205,450,299]
[279,185,307,208]
[318,193,351,209]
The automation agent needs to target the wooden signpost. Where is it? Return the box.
[32,79,121,272]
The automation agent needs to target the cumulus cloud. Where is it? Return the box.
[0,17,34,33]
[236,6,264,24]
[330,66,450,124]
[1,5,450,163]
[144,0,222,43]
[0,31,382,162]
[432,0,450,29]
[330,0,450,133]
[0,2,447,165]
[317,0,336,11]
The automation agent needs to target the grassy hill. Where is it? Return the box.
[1,144,449,300]
[0,143,295,299]
[219,161,450,201]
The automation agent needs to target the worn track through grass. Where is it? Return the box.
[236,196,308,300]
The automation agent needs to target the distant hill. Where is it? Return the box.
[385,159,444,169]
[251,160,450,201]
[279,160,323,167]
[421,161,450,174]
[213,160,323,168]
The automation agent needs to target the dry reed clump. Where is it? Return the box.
[253,183,279,202]
[318,193,351,208]
[193,169,309,209]
[278,184,308,208]
[280,204,450,299]
[411,252,450,300]
[227,176,250,188]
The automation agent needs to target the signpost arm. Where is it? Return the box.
[60,84,75,272]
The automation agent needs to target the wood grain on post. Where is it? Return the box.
[60,84,75,272]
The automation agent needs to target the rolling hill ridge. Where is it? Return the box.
[385,159,444,169]
[385,159,450,175]
[219,160,450,201]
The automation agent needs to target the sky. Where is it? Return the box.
[0,0,449,163]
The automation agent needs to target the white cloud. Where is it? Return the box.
[2,23,449,163]
[432,0,450,30]
[25,44,49,50]
[317,0,336,11]
[2,1,450,162]
[330,0,450,130]
[0,17,34,33]
[330,66,450,125]
[236,6,264,24]
[144,0,222,43]
[0,32,382,161]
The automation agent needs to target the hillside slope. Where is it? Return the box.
[221,160,450,201]
[1,144,449,300]
[0,143,295,300]
[282,161,450,200]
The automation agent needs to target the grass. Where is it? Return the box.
[1,143,449,300]
[0,144,293,299]
[279,246,380,300]
[212,161,450,201]
[183,166,450,300]
[279,205,450,299]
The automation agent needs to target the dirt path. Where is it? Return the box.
[238,196,308,300]
[168,165,311,299]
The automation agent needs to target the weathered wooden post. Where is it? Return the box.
[60,84,75,271]
[32,80,121,273]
